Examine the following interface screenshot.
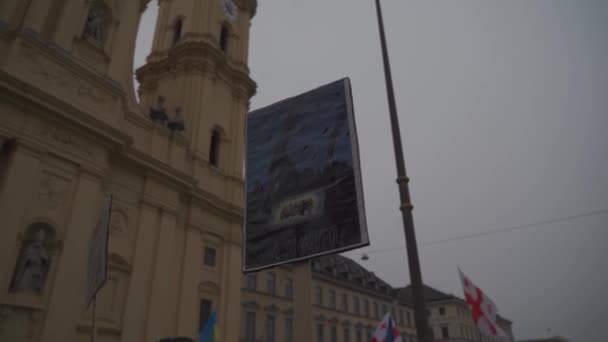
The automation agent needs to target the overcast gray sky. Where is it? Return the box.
[134,1,608,341]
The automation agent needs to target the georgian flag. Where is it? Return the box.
[372,312,404,342]
[459,269,508,339]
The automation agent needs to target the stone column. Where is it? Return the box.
[40,169,104,342]
[145,209,179,341]
[120,201,161,342]
[218,232,243,342]
[176,226,202,337]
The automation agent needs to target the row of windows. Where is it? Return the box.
[243,312,417,342]
[429,305,471,318]
[432,323,497,342]
[246,273,294,298]
[314,286,412,325]
[243,311,292,342]
[245,274,413,326]
[315,323,415,342]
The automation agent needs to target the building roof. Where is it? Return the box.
[312,255,399,298]
[397,284,458,304]
[517,337,570,342]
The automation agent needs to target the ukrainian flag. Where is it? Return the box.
[199,311,218,342]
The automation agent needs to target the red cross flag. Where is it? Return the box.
[372,312,404,342]
[459,269,508,339]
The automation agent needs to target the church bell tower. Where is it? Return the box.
[137,0,257,172]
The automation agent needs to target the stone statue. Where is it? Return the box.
[83,7,105,43]
[10,229,50,294]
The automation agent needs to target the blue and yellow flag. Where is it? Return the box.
[199,311,218,342]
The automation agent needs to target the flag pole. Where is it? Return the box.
[373,1,431,341]
[91,295,97,342]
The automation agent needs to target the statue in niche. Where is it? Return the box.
[83,6,105,44]
[10,226,52,294]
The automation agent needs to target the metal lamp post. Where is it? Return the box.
[373,1,432,341]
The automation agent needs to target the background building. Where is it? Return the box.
[241,255,417,342]
[0,0,256,341]
[399,285,515,342]
[240,255,515,342]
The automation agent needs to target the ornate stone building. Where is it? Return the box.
[0,0,256,341]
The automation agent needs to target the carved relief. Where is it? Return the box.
[38,125,94,158]
[17,45,114,112]
[109,210,127,235]
[38,173,69,210]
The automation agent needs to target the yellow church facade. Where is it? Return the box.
[0,0,257,341]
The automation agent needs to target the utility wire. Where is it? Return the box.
[362,208,608,256]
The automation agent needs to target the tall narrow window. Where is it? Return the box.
[219,24,229,51]
[245,312,256,341]
[210,129,220,167]
[265,315,275,342]
[329,289,336,309]
[173,18,183,45]
[341,293,348,312]
[199,299,212,331]
[267,272,276,295]
[441,326,450,339]
[285,318,293,342]
[315,286,323,306]
[363,299,370,317]
[330,326,338,342]
[285,278,293,298]
[203,247,216,267]
[343,327,350,342]
[246,273,257,290]
[353,296,360,315]
[317,324,325,342]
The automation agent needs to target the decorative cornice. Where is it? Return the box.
[242,301,260,310]
[136,39,256,100]
[263,304,278,313]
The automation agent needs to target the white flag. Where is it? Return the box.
[459,269,508,339]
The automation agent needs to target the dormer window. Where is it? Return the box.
[219,24,229,52]
[173,18,183,46]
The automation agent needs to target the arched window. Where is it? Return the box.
[173,17,183,46]
[219,24,229,52]
[209,129,221,167]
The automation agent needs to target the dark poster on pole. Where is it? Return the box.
[244,78,368,272]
